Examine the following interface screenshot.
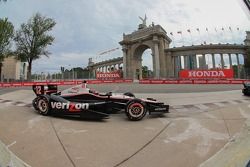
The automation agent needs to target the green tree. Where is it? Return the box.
[14,13,56,81]
[142,66,149,78]
[0,18,14,81]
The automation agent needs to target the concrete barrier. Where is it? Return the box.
[0,140,30,167]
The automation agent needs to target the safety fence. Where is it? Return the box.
[0,79,133,87]
[139,79,250,84]
[0,79,250,88]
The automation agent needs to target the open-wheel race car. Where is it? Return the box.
[32,82,169,121]
[242,82,250,96]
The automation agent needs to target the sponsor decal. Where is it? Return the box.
[51,102,89,112]
[154,107,167,111]
[180,69,234,78]
[96,71,121,79]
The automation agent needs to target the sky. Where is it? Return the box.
[0,0,250,73]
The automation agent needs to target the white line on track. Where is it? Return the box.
[214,102,226,107]
[194,104,210,110]
[7,141,16,148]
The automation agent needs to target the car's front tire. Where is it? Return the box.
[125,99,147,121]
[37,96,50,116]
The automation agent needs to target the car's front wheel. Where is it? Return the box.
[125,99,147,121]
[37,96,50,115]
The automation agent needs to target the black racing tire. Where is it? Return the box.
[32,97,40,111]
[37,96,50,116]
[124,92,135,98]
[125,99,147,121]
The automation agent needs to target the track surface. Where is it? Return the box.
[0,84,249,167]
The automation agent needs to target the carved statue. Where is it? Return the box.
[139,14,147,27]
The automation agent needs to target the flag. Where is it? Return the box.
[206,28,208,31]
[170,32,173,35]
[196,28,200,32]
[177,31,182,34]
[187,29,191,33]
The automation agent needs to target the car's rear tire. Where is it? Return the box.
[37,96,50,115]
[124,92,135,98]
[32,97,40,111]
[125,99,146,121]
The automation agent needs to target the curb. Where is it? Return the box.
[200,117,250,167]
[0,140,31,167]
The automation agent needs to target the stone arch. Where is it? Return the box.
[131,44,153,79]
[120,25,171,79]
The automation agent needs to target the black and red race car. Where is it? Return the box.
[242,82,250,96]
[32,82,169,121]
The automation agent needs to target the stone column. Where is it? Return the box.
[122,45,127,78]
[220,54,225,69]
[202,54,206,69]
[228,54,232,69]
[191,55,197,69]
[152,53,156,77]
[175,56,181,77]
[236,54,240,78]
[211,54,216,69]
[184,56,189,69]
[153,36,160,78]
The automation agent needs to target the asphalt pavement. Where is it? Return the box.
[0,85,249,167]
[0,84,250,167]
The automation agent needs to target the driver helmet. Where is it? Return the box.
[82,80,88,88]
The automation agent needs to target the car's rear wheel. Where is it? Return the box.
[32,97,40,111]
[37,96,50,115]
[125,99,146,121]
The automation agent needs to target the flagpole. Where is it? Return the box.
[229,26,235,43]
[177,31,184,46]
[187,29,193,45]
[221,27,225,43]
[196,28,202,44]
[170,32,175,47]
[205,28,209,44]
[214,27,220,44]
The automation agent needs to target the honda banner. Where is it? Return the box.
[96,71,121,80]
[179,69,234,79]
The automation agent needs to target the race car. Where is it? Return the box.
[32,82,169,121]
[242,82,250,96]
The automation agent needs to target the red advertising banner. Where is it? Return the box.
[179,69,234,79]
[96,71,121,80]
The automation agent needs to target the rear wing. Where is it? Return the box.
[32,84,58,96]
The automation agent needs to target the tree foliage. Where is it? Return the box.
[0,17,14,81]
[14,13,56,81]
